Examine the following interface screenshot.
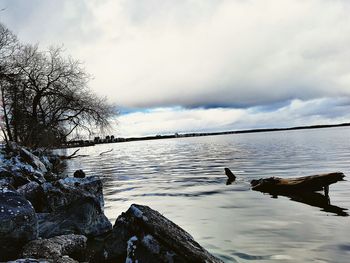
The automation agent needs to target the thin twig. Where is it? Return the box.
[59,148,89,159]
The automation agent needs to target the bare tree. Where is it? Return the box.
[0,22,116,147]
[0,22,19,143]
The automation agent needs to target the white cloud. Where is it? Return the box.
[2,0,350,136]
[2,0,350,109]
[113,98,350,137]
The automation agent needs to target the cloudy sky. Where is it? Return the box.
[1,0,350,136]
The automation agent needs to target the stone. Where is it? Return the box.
[60,176,104,210]
[73,169,85,178]
[0,168,30,188]
[39,155,53,171]
[7,259,50,263]
[19,148,47,174]
[0,187,38,261]
[17,182,45,212]
[21,234,87,262]
[95,204,223,263]
[38,197,111,239]
[44,171,68,182]
[13,173,32,188]
[42,176,104,212]
[0,179,15,189]
[0,168,15,179]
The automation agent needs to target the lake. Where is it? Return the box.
[60,127,350,262]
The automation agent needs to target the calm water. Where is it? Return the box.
[60,127,350,262]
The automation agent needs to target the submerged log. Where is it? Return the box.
[251,172,345,194]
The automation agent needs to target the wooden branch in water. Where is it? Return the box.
[250,172,345,194]
[59,149,89,159]
[99,149,113,156]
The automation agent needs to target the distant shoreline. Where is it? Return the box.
[62,122,350,148]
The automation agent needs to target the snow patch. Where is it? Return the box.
[0,187,14,193]
[142,234,160,254]
[165,251,176,263]
[126,236,138,263]
[130,205,143,218]
[60,175,100,185]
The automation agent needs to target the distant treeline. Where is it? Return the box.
[61,122,350,148]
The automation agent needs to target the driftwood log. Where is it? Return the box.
[250,172,345,194]
[224,169,347,216]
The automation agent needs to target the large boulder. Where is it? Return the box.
[9,257,76,263]
[0,187,38,261]
[59,176,104,210]
[21,234,87,262]
[0,166,31,188]
[0,168,16,186]
[42,176,104,212]
[19,148,47,174]
[38,196,111,239]
[17,182,46,212]
[5,156,46,185]
[94,204,222,263]
[7,259,50,263]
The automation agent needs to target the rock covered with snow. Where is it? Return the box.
[94,204,223,263]
[0,187,38,261]
[41,175,104,212]
[7,259,50,263]
[17,181,45,212]
[19,148,47,174]
[37,196,112,239]
[60,176,104,209]
[0,144,51,187]
[1,144,222,263]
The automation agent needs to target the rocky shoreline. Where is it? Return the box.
[0,143,222,262]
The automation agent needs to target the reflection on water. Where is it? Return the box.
[259,191,349,217]
[59,127,350,262]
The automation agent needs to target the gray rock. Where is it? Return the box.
[8,257,77,263]
[0,168,30,188]
[39,155,53,171]
[0,168,15,180]
[0,187,38,261]
[17,182,45,212]
[73,170,85,178]
[19,148,47,174]
[96,204,222,263]
[21,234,87,262]
[12,172,32,188]
[38,197,111,238]
[42,176,104,212]
[60,176,104,210]
[44,172,68,183]
[7,259,50,263]
[0,178,15,189]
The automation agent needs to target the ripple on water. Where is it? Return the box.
[59,127,350,262]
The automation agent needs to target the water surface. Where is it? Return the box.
[60,127,350,262]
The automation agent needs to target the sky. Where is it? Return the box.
[1,0,350,137]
